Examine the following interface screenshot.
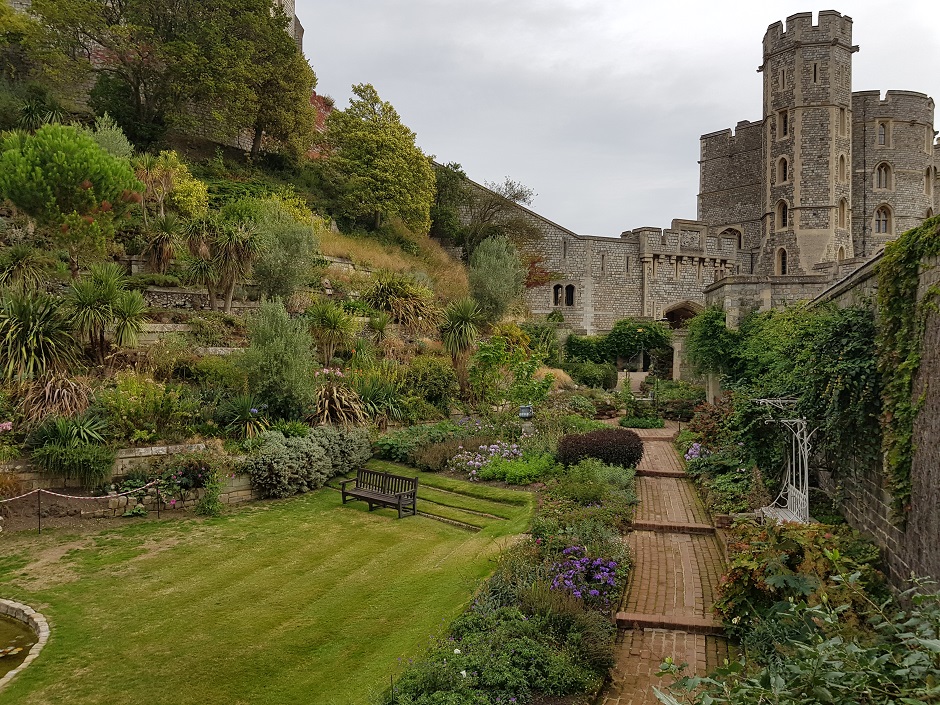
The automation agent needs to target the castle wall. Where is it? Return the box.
[851,90,937,257]
[698,121,763,270]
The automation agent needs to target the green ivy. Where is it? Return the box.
[876,215,940,522]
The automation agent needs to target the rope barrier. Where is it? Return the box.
[0,489,39,504]
[38,479,161,501]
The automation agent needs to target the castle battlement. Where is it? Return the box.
[852,90,935,122]
[700,121,762,161]
[762,10,854,59]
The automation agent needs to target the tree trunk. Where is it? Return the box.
[250,123,264,161]
[207,284,218,311]
[223,282,236,313]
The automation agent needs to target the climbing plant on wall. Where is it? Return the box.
[876,215,940,522]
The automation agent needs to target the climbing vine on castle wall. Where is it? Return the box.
[876,215,940,523]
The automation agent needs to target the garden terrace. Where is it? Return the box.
[0,479,532,704]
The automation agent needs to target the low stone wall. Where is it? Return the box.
[0,599,49,693]
[704,274,830,327]
[142,287,260,314]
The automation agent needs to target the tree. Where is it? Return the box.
[468,235,525,322]
[32,0,315,148]
[306,300,355,365]
[460,177,541,255]
[184,215,262,313]
[323,83,435,233]
[0,123,141,276]
[441,297,484,397]
[67,262,147,365]
[603,318,672,363]
[429,162,469,241]
[251,201,320,301]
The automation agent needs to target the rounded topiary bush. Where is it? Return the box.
[557,428,644,468]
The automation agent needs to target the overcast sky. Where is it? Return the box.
[295,1,940,237]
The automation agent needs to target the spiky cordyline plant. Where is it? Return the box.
[441,297,484,396]
[0,291,77,381]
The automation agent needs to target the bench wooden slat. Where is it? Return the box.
[341,468,418,518]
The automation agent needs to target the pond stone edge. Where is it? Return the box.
[0,598,49,693]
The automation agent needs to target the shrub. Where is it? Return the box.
[620,416,665,429]
[653,379,706,421]
[468,235,525,322]
[29,414,114,487]
[239,299,316,419]
[448,440,523,481]
[18,373,92,427]
[191,355,248,394]
[564,360,618,389]
[476,452,557,484]
[411,435,497,472]
[363,271,441,334]
[557,428,644,468]
[373,421,464,463]
[217,393,270,439]
[309,369,366,425]
[94,372,200,444]
[0,291,78,380]
[187,312,247,348]
[243,426,371,498]
[404,354,459,411]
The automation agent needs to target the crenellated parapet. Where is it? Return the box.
[761,11,854,60]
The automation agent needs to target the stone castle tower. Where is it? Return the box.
[758,11,856,275]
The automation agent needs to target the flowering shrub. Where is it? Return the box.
[684,441,706,461]
[94,371,200,444]
[449,441,522,481]
[550,546,619,609]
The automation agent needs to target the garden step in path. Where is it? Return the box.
[601,439,729,705]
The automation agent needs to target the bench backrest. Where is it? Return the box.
[357,468,417,494]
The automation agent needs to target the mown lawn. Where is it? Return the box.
[0,477,532,705]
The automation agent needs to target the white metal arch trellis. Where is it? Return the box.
[753,398,818,524]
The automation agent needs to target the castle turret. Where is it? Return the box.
[757,11,857,275]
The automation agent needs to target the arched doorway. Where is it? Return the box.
[663,300,705,330]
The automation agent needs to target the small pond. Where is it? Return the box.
[0,613,37,678]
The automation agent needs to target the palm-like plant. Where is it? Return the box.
[217,393,270,439]
[307,300,356,364]
[67,263,148,364]
[0,291,77,380]
[214,223,262,313]
[441,297,485,396]
[0,244,49,292]
[144,214,184,274]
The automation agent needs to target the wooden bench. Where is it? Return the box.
[340,468,418,518]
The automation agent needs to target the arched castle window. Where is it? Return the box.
[564,284,575,307]
[837,247,845,263]
[776,200,789,229]
[776,248,788,275]
[777,157,789,183]
[877,122,888,146]
[874,206,892,235]
[552,284,562,307]
[928,208,935,219]
[839,199,848,228]
[838,154,847,182]
[875,163,892,190]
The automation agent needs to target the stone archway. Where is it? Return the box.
[662,300,704,329]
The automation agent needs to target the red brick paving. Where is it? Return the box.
[600,439,730,704]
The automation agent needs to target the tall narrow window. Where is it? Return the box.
[777,157,789,183]
[839,199,847,228]
[926,168,933,196]
[625,256,630,274]
[674,258,680,278]
[779,110,789,137]
[878,122,887,146]
[839,154,847,181]
[600,253,606,275]
[564,284,575,307]
[837,247,845,262]
[779,68,786,89]
[552,284,562,307]
[839,107,846,136]
[812,63,818,84]
[928,208,935,219]
[776,248,788,275]
[875,163,892,189]
[776,200,789,229]
[874,206,891,234]
[562,239,568,259]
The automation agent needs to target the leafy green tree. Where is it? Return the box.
[32,0,314,148]
[429,161,469,241]
[79,112,134,158]
[323,83,435,233]
[603,318,672,363]
[0,123,141,275]
[685,306,739,376]
[468,235,525,322]
[460,176,541,255]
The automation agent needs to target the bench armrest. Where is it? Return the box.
[391,489,416,497]
[339,477,357,488]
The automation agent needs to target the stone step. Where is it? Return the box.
[635,468,687,478]
[616,611,724,636]
[629,520,715,535]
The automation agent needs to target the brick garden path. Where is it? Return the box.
[600,433,731,705]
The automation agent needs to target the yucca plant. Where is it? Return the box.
[308,376,366,426]
[217,393,270,439]
[0,244,49,293]
[68,263,148,363]
[144,214,184,274]
[368,311,391,341]
[307,300,356,365]
[351,370,404,429]
[441,297,485,396]
[0,291,77,380]
[363,271,442,333]
[111,290,148,348]
[29,414,113,488]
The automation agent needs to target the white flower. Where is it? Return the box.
[454,648,461,654]
[460,670,467,678]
